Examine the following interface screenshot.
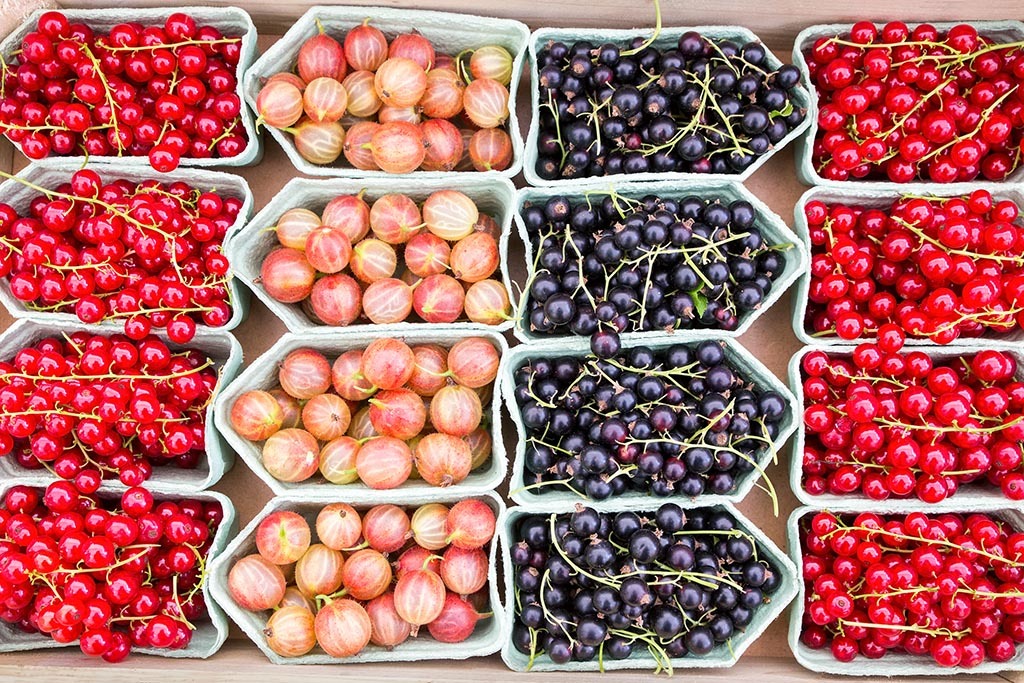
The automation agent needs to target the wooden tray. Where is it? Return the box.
[1,2,1023,681]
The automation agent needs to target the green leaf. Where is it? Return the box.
[690,290,708,317]
[770,101,794,120]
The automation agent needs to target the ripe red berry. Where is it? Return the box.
[807,23,1024,182]
[800,346,1024,504]
[0,11,247,169]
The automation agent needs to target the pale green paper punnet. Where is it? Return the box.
[500,501,798,671]
[0,319,242,492]
[788,344,1024,510]
[512,179,808,346]
[523,25,811,187]
[0,161,254,333]
[0,8,262,168]
[208,490,507,664]
[225,176,516,334]
[502,335,796,510]
[213,328,507,497]
[792,21,1024,189]
[787,504,1024,675]
[790,183,1024,347]
[242,6,528,179]
[0,483,237,658]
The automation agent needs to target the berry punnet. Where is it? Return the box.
[510,505,784,672]
[255,190,512,327]
[255,18,515,172]
[227,337,499,488]
[532,4,806,180]
[799,341,1024,503]
[0,483,225,663]
[520,190,793,348]
[0,11,249,171]
[805,21,1024,183]
[226,499,496,658]
[0,169,242,343]
[798,510,1024,668]
[511,341,789,503]
[0,329,219,489]
[803,190,1024,344]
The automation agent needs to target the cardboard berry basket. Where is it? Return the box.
[0,480,237,659]
[225,175,517,334]
[787,343,1024,511]
[789,183,1024,347]
[502,335,797,510]
[0,160,254,333]
[207,490,507,664]
[212,327,508,497]
[0,7,262,168]
[522,25,812,188]
[0,317,242,492]
[792,20,1024,189]
[242,5,529,179]
[512,179,808,345]
[499,500,798,672]
[786,503,1024,675]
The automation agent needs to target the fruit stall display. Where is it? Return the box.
[0,162,253,339]
[0,8,261,170]
[513,181,805,345]
[793,185,1024,346]
[2,2,1024,682]
[0,319,241,491]
[0,481,236,661]
[226,176,515,333]
[209,492,504,663]
[503,338,797,507]
[790,506,1024,673]
[502,503,796,671]
[213,330,507,495]
[244,7,529,177]
[524,24,811,184]
[794,20,1024,185]
[791,344,1024,508]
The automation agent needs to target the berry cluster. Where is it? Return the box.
[806,21,1024,182]
[533,24,806,180]
[0,483,223,662]
[800,342,1024,503]
[0,11,248,171]
[522,191,790,350]
[802,191,1019,344]
[511,505,783,671]
[0,330,219,489]
[0,169,241,343]
[227,499,496,658]
[256,20,514,172]
[512,342,788,501]
[799,510,1024,668]
[260,190,510,327]
[229,337,498,488]
[804,191,1024,344]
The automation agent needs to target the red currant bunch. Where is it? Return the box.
[805,21,1024,182]
[804,189,1024,344]
[799,510,1024,668]
[0,11,247,171]
[800,341,1024,503]
[0,483,223,663]
[0,329,219,489]
[0,168,240,343]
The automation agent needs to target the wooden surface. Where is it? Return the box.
[1,2,1023,681]
[28,0,1024,48]
[0,639,1017,682]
